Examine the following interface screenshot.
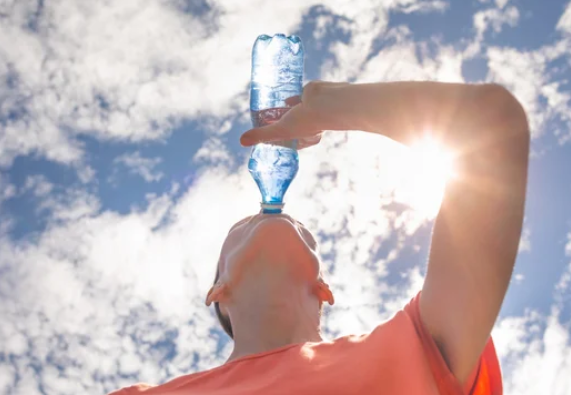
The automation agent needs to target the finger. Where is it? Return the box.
[241,105,305,146]
[241,102,322,146]
[240,123,289,147]
[285,95,302,107]
[297,133,323,150]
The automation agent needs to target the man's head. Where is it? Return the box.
[206,213,334,339]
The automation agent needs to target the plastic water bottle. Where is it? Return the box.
[248,34,303,214]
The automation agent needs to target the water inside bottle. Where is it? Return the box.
[248,108,299,213]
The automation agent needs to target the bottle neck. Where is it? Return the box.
[261,203,284,214]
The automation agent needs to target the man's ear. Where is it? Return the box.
[313,279,335,305]
[205,281,229,306]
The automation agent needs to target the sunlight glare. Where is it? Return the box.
[394,135,456,220]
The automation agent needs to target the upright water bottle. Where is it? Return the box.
[248,34,303,214]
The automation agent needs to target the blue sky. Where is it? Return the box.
[1,0,571,394]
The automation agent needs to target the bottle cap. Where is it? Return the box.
[260,202,284,214]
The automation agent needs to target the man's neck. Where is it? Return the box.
[224,288,323,363]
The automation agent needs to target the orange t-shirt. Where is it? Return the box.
[109,293,502,395]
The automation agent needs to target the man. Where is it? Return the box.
[110,80,529,394]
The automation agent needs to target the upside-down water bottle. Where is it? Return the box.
[248,34,303,214]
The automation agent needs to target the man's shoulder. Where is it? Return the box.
[107,383,156,395]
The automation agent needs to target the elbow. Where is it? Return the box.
[475,84,530,167]
[478,83,531,141]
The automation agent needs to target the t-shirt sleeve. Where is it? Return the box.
[403,292,503,395]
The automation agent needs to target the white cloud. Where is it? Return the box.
[357,28,464,83]
[465,2,519,58]
[76,165,96,184]
[495,0,510,9]
[518,224,531,253]
[0,167,250,393]
[557,1,571,34]
[473,5,519,38]
[494,233,571,395]
[486,41,570,139]
[0,173,16,236]
[495,307,571,395]
[113,151,164,183]
[557,233,571,305]
[39,187,100,222]
[396,0,449,14]
[493,310,542,364]
[513,273,525,284]
[541,81,571,145]
[22,174,54,197]
[193,138,235,167]
[465,3,571,143]
[0,173,16,203]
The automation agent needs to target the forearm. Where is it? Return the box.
[307,81,527,152]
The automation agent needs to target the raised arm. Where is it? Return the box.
[240,80,530,384]
[418,84,528,383]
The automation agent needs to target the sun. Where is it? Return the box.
[394,135,457,219]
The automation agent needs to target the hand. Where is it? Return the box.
[240,95,322,150]
[240,81,350,149]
